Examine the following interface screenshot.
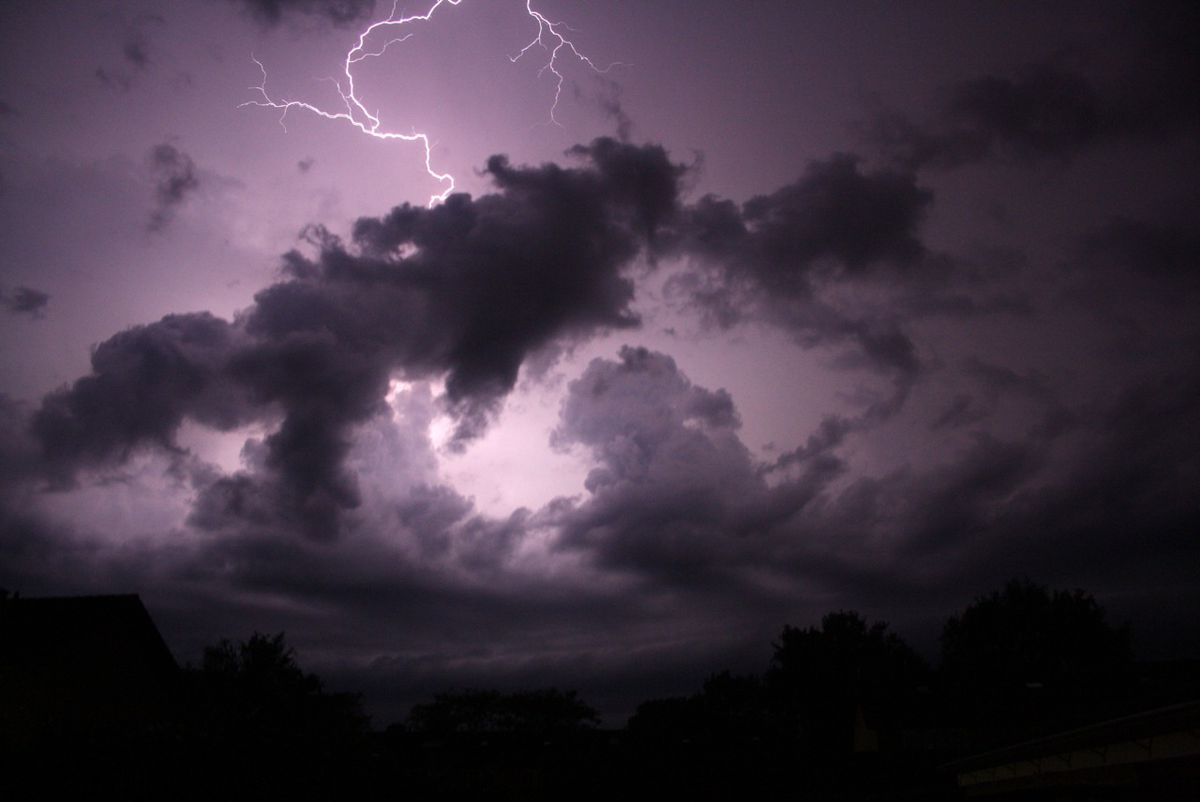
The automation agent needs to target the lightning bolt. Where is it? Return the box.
[240,0,615,208]
[510,0,616,126]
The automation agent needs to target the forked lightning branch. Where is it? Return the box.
[240,0,615,207]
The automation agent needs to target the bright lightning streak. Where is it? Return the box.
[241,0,462,206]
[511,0,617,125]
[241,0,615,208]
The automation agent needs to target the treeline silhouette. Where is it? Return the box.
[617,582,1143,800]
[4,580,1196,800]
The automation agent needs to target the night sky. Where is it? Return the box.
[1,0,1197,724]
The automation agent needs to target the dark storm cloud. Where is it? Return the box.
[3,0,1199,731]
[28,140,964,546]
[535,330,1198,654]
[13,339,1200,659]
[0,395,41,488]
[8,315,1200,719]
[542,349,1045,599]
[671,153,934,415]
[1056,367,1200,567]
[870,65,1107,169]
[764,415,854,478]
[0,286,50,318]
[930,359,1057,432]
[95,67,132,92]
[548,347,832,587]
[923,364,1200,658]
[895,434,1046,559]
[94,13,162,92]
[535,346,944,594]
[344,140,684,439]
[0,397,106,604]
[155,518,712,723]
[147,142,200,232]
[122,38,150,70]
[817,357,1196,615]
[30,140,982,549]
[681,154,930,286]
[578,78,633,143]
[1080,217,1200,283]
[869,2,1200,170]
[1061,213,1200,335]
[226,0,377,28]
[393,483,473,559]
[7,119,1196,718]
[32,313,252,483]
[961,358,1052,400]
[5,383,750,723]
[929,393,984,432]
[31,139,687,540]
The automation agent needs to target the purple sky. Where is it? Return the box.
[1,0,1197,723]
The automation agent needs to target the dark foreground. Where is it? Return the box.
[6,695,1200,801]
[3,585,1198,799]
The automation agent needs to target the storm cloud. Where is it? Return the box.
[25,139,960,543]
[31,139,687,540]
[2,0,1198,725]
[0,286,49,318]
[94,13,162,92]
[226,0,378,28]
[548,347,821,587]
[147,142,201,232]
[869,2,1200,170]
[668,154,936,418]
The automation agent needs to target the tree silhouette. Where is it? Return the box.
[406,688,505,735]
[627,671,773,745]
[768,611,927,752]
[186,631,368,742]
[500,688,600,735]
[627,695,703,741]
[940,579,1132,730]
[406,687,599,737]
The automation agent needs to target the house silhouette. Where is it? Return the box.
[0,593,178,739]
[946,700,1200,798]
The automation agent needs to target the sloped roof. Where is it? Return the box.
[0,594,178,733]
[1,593,177,674]
[945,700,1200,794]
